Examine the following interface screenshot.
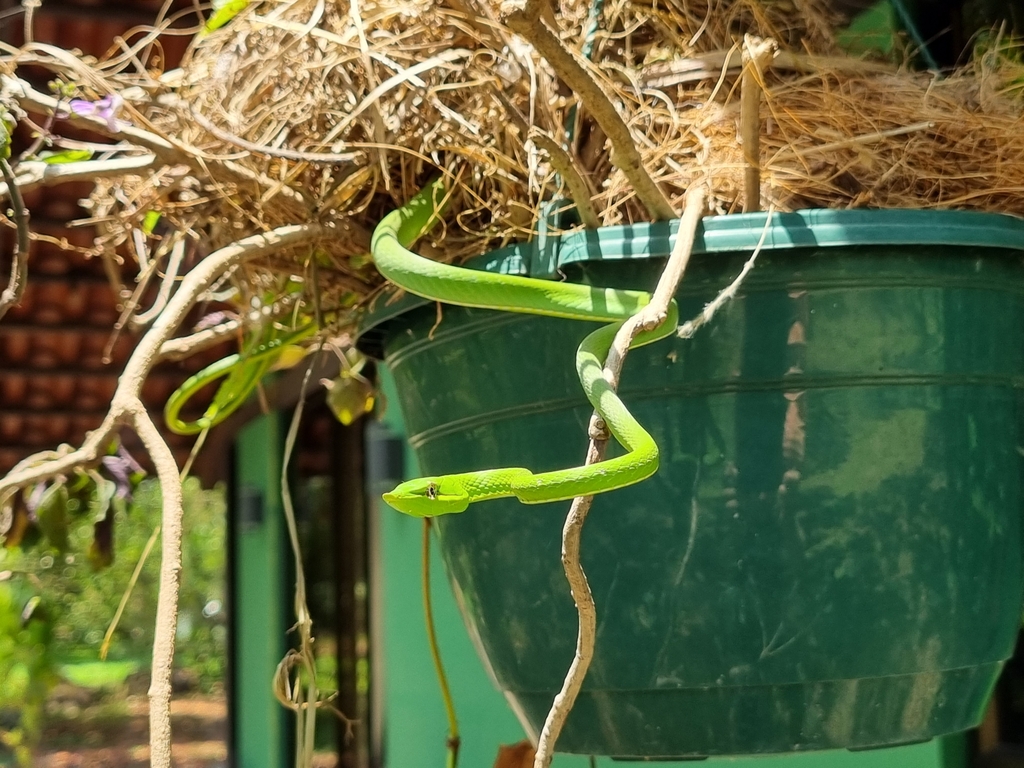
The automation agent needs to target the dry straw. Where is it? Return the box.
[16,0,1024,330]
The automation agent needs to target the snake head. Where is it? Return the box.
[382,477,470,517]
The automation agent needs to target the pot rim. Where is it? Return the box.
[357,207,1024,358]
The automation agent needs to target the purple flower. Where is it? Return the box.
[101,445,146,501]
[68,93,123,132]
[24,482,46,517]
[194,310,236,331]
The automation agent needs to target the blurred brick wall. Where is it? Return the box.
[0,0,230,481]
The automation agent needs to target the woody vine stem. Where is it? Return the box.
[531,189,706,767]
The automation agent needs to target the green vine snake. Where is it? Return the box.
[162,192,434,436]
[164,178,678,513]
[164,322,316,435]
[375,179,679,518]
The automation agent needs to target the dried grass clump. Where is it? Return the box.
[66,0,1024,333]
[84,0,854,322]
[757,64,1024,213]
[585,42,1024,222]
[599,0,841,63]
[86,0,590,319]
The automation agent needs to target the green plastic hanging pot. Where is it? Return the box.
[358,209,1024,759]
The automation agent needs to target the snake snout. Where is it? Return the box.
[382,477,471,517]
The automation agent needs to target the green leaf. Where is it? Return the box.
[86,473,116,524]
[204,0,249,33]
[0,112,13,159]
[325,375,376,426]
[836,0,896,58]
[59,660,140,688]
[142,210,162,234]
[38,149,94,165]
[35,484,70,554]
[5,661,29,699]
[65,471,92,516]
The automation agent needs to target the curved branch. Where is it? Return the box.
[529,128,600,230]
[0,154,158,201]
[133,236,187,326]
[533,189,706,768]
[158,319,242,361]
[0,223,322,501]
[131,405,182,768]
[0,222,321,768]
[0,157,29,321]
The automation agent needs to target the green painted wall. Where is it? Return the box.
[233,414,290,768]
[374,368,967,768]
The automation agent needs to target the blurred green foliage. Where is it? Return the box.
[0,579,57,766]
[0,477,227,763]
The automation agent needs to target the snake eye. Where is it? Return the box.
[426,483,438,500]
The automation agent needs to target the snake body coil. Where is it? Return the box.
[374,180,679,518]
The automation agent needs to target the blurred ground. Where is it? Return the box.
[35,687,227,768]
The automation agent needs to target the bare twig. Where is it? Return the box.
[158,319,242,361]
[741,37,776,214]
[133,407,183,768]
[133,236,187,326]
[0,156,30,322]
[269,354,357,761]
[18,93,62,165]
[640,48,890,89]
[158,293,307,362]
[678,204,773,338]
[0,224,321,495]
[528,128,600,229]
[21,0,38,43]
[0,154,158,202]
[100,523,161,659]
[533,188,706,768]
[500,0,676,221]
[280,359,318,768]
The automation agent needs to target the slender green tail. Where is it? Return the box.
[164,324,315,435]
[163,190,441,437]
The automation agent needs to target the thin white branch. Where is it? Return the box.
[529,128,600,229]
[0,154,158,201]
[158,319,242,361]
[133,236,187,326]
[0,157,30,322]
[131,406,182,768]
[677,205,772,339]
[0,224,321,496]
[533,188,706,768]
